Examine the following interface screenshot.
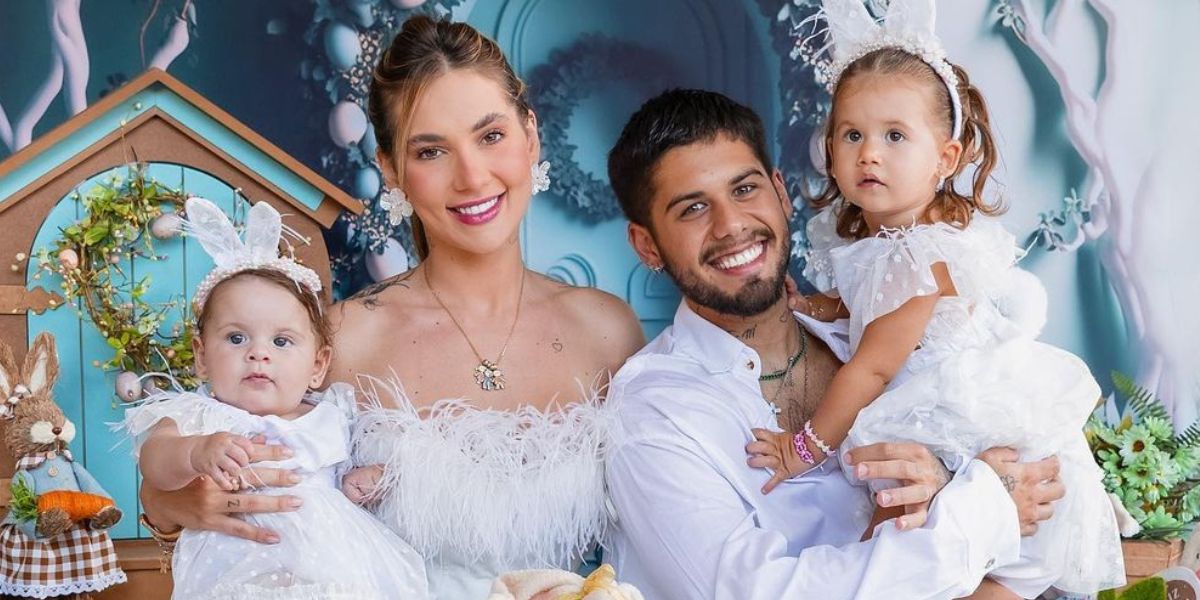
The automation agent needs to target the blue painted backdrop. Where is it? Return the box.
[4,0,1192,538]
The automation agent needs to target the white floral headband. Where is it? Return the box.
[808,0,963,140]
[183,197,322,316]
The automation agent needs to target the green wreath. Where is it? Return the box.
[527,35,675,222]
[35,164,198,396]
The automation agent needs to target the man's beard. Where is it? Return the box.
[662,234,791,318]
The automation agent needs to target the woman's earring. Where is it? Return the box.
[531,160,551,195]
[379,187,413,226]
[935,176,946,192]
[649,263,664,273]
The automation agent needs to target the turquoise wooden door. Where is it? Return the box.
[26,163,241,539]
[466,0,779,339]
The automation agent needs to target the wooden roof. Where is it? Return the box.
[0,68,363,226]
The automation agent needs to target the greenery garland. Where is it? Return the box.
[527,34,674,222]
[34,164,198,393]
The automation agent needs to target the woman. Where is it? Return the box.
[139,15,645,600]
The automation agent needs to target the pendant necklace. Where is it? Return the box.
[763,322,808,419]
[424,265,526,391]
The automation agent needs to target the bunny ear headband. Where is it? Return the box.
[184,197,322,315]
[808,0,963,140]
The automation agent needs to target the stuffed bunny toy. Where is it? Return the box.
[0,332,127,597]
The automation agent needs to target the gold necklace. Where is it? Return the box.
[424,265,526,391]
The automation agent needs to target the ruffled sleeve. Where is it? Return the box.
[119,388,251,456]
[831,219,1019,350]
[801,203,852,294]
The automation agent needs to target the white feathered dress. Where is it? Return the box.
[351,381,614,600]
[802,204,1125,596]
[121,383,429,600]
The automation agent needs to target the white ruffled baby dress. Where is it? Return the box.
[121,383,428,600]
[351,380,614,600]
[802,203,1125,596]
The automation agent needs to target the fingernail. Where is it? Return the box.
[288,498,303,509]
[266,534,280,544]
[287,473,302,484]
[896,517,905,530]
[879,491,891,506]
[281,448,294,458]
[857,464,868,478]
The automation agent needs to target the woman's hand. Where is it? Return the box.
[844,442,951,531]
[341,465,384,505]
[977,448,1064,536]
[140,437,301,544]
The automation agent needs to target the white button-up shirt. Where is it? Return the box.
[605,302,1022,600]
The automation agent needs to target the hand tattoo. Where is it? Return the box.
[226,499,241,508]
[999,473,1017,494]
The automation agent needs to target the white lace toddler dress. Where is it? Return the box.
[122,383,429,600]
[802,204,1124,596]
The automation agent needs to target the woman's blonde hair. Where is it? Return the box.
[811,48,1004,239]
[367,15,532,259]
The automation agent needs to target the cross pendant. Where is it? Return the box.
[768,402,782,416]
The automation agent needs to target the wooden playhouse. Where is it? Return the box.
[0,68,361,597]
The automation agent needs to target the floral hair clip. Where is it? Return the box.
[183,197,322,316]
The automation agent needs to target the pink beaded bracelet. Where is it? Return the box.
[792,432,816,465]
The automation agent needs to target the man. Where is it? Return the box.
[603,89,1063,599]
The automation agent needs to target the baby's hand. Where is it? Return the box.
[746,429,810,494]
[188,432,254,491]
[341,465,384,505]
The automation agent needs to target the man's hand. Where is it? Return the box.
[845,442,952,531]
[978,448,1063,536]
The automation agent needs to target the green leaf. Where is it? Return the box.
[83,223,111,246]
[1113,371,1170,423]
[9,476,39,522]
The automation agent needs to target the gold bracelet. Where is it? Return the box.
[139,513,182,573]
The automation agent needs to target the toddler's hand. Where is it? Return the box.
[188,432,254,491]
[746,429,810,494]
[341,465,384,505]
[785,276,812,316]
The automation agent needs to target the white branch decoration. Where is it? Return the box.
[0,0,89,153]
[149,1,195,70]
[0,0,197,154]
[1000,0,1187,422]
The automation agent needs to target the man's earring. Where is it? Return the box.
[649,263,664,273]
[379,187,413,226]
[531,161,551,195]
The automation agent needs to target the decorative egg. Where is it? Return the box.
[329,101,368,149]
[115,371,143,403]
[365,237,410,282]
[361,122,378,156]
[151,213,183,239]
[58,248,79,270]
[353,166,381,200]
[323,21,361,71]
